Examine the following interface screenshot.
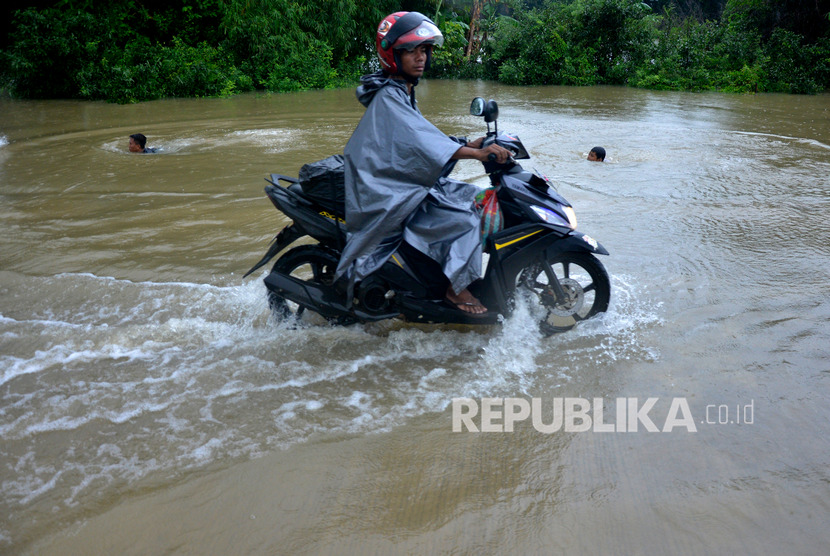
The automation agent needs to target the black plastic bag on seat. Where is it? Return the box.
[298,154,345,215]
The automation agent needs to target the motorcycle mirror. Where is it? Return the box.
[484,99,499,123]
[470,97,485,117]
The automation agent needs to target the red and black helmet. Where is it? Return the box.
[376,11,444,74]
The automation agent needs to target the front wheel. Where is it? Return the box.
[516,251,610,335]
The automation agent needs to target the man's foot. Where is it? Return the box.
[446,287,488,315]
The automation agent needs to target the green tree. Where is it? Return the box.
[564,0,658,84]
[1,0,828,100]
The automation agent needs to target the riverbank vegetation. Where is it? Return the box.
[1,0,828,102]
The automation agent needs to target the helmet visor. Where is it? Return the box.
[394,20,444,51]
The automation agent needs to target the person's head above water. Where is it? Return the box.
[588,146,606,162]
[128,133,148,153]
[376,12,443,84]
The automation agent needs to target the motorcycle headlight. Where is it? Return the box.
[530,205,577,230]
[563,205,578,229]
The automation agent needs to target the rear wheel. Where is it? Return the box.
[267,244,342,322]
[516,252,610,334]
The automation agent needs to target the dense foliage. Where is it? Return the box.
[468,0,830,94]
[1,0,828,102]
[0,0,397,102]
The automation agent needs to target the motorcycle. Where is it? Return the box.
[244,97,610,334]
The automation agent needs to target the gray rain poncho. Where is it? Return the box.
[334,72,482,296]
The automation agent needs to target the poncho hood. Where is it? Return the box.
[356,71,408,107]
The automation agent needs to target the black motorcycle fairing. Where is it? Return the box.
[543,231,609,257]
[243,223,304,278]
[475,224,557,310]
[494,133,530,159]
[497,173,574,229]
[501,165,570,205]
[243,181,349,279]
[473,223,608,312]
[264,184,345,246]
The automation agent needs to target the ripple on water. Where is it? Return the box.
[0,266,659,518]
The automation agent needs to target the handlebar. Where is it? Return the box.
[486,148,516,163]
[482,135,516,165]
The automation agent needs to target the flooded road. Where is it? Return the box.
[1,82,829,554]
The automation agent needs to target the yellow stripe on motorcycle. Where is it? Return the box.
[495,229,543,250]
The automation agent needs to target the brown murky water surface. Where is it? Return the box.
[1,82,829,554]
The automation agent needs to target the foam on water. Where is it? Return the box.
[98,127,312,155]
[0,268,658,529]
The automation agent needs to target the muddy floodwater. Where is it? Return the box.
[1,81,829,554]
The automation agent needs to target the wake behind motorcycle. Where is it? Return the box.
[244,98,610,334]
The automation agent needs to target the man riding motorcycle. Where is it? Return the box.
[334,11,511,315]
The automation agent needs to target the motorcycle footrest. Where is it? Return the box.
[397,295,501,325]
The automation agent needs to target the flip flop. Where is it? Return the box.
[445,298,489,317]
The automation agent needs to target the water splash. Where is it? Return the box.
[0,267,659,521]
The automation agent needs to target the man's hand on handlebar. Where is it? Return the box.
[467,136,511,163]
[466,136,485,149]
[479,143,512,164]
[451,138,513,164]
